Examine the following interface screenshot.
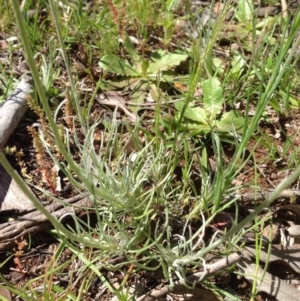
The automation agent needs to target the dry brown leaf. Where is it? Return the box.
[0,288,11,301]
[213,3,224,15]
[238,258,300,301]
[262,223,280,243]
[246,244,300,274]
[96,92,138,122]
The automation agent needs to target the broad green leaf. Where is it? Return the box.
[213,57,225,76]
[200,147,208,169]
[173,113,211,135]
[99,77,138,90]
[141,60,150,76]
[230,54,247,78]
[216,111,245,133]
[236,0,254,27]
[184,123,212,135]
[129,80,149,112]
[147,50,188,74]
[148,84,168,102]
[225,25,249,40]
[175,101,207,124]
[256,16,277,30]
[99,55,139,76]
[202,77,224,120]
[148,70,177,82]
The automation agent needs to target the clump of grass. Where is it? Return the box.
[1,0,300,300]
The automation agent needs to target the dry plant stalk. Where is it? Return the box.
[13,237,28,274]
[105,0,125,36]
[26,94,47,129]
[26,95,58,193]
[27,126,57,194]
[5,146,27,177]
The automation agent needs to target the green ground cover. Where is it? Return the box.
[1,0,300,300]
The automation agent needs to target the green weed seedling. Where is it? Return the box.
[99,35,188,111]
[174,77,245,137]
[233,0,277,51]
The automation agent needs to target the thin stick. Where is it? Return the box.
[137,252,243,301]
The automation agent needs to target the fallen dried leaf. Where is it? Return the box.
[246,244,300,274]
[0,288,11,301]
[96,91,139,122]
[288,225,300,237]
[238,258,300,301]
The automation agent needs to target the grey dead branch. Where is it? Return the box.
[0,77,32,149]
[226,189,300,203]
[0,165,35,212]
[0,192,92,252]
[0,77,35,212]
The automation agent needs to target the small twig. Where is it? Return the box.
[226,189,300,203]
[137,252,243,301]
[257,166,276,189]
[281,0,288,19]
